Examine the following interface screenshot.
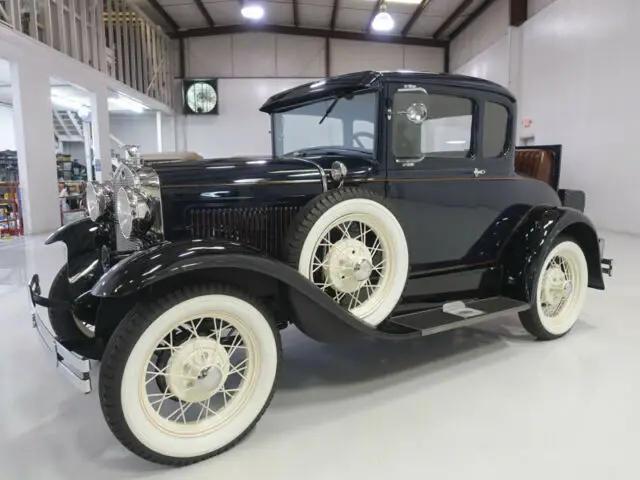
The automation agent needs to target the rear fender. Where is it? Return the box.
[500,206,605,302]
[91,239,380,343]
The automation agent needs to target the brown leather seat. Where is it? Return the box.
[515,149,553,184]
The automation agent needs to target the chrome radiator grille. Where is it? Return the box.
[188,206,299,258]
[113,163,140,251]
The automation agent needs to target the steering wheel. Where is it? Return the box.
[353,132,374,150]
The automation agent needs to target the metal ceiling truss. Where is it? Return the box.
[193,0,215,27]
[449,0,499,40]
[402,0,434,37]
[433,0,473,39]
[155,0,544,71]
[146,0,179,32]
[173,24,447,48]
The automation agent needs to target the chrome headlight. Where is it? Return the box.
[85,181,112,221]
[116,186,152,239]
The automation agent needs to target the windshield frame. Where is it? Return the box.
[270,88,380,159]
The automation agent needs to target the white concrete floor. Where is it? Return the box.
[0,232,638,479]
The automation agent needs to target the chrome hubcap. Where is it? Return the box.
[541,256,576,318]
[310,219,387,312]
[144,316,251,426]
[166,337,230,404]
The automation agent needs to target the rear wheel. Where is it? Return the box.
[519,238,589,340]
[285,188,409,327]
[99,284,281,466]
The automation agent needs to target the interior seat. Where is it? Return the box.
[515,149,554,185]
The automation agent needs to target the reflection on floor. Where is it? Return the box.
[0,232,638,479]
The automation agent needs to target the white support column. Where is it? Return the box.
[83,120,94,182]
[11,59,60,235]
[90,87,112,182]
[156,110,163,152]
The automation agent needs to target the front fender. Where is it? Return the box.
[501,206,605,302]
[46,217,113,296]
[91,239,395,342]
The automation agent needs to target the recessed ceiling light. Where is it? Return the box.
[241,3,264,20]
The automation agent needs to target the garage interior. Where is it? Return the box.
[1,0,638,477]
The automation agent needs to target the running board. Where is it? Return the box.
[388,297,530,336]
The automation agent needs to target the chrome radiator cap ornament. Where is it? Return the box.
[123,144,143,169]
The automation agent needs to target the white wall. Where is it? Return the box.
[451,0,640,235]
[450,0,510,72]
[518,0,640,234]
[528,0,559,17]
[110,113,176,154]
[0,105,16,150]
[178,78,313,158]
[180,33,445,158]
[186,33,445,78]
[454,33,511,88]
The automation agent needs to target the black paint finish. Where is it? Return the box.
[41,70,607,345]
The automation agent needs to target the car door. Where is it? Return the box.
[384,82,486,273]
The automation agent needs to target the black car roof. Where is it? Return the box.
[260,70,515,113]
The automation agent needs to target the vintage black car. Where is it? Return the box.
[29,71,613,466]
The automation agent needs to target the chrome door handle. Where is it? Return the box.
[473,168,486,177]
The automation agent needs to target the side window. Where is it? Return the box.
[483,101,509,157]
[421,95,473,158]
[392,91,474,161]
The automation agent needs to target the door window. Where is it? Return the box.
[392,91,474,162]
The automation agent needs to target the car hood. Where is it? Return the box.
[148,155,327,189]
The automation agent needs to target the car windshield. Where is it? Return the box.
[272,91,377,157]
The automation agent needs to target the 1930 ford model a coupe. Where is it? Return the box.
[28,71,613,465]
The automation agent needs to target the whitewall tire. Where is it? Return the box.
[99,284,281,466]
[519,239,589,340]
[286,188,409,327]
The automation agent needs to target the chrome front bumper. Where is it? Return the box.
[599,239,614,277]
[28,274,92,394]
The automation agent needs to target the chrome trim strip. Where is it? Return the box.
[292,157,328,192]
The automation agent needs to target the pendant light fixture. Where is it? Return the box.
[372,1,395,32]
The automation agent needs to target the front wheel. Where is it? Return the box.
[99,284,281,466]
[519,238,589,340]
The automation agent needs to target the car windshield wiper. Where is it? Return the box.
[319,96,342,125]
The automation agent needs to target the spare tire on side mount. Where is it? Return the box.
[284,187,409,327]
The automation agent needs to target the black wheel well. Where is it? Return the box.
[559,222,604,289]
[94,268,293,347]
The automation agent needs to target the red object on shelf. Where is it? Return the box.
[0,182,23,238]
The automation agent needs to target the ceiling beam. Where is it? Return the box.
[293,0,299,27]
[193,0,215,28]
[509,0,528,26]
[366,0,384,34]
[449,0,497,40]
[401,0,433,37]
[174,24,448,48]
[433,0,473,39]
[330,0,340,30]
[146,0,179,32]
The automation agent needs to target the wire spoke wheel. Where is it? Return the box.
[289,189,409,327]
[520,239,588,339]
[99,286,280,465]
[142,315,253,430]
[309,216,389,318]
